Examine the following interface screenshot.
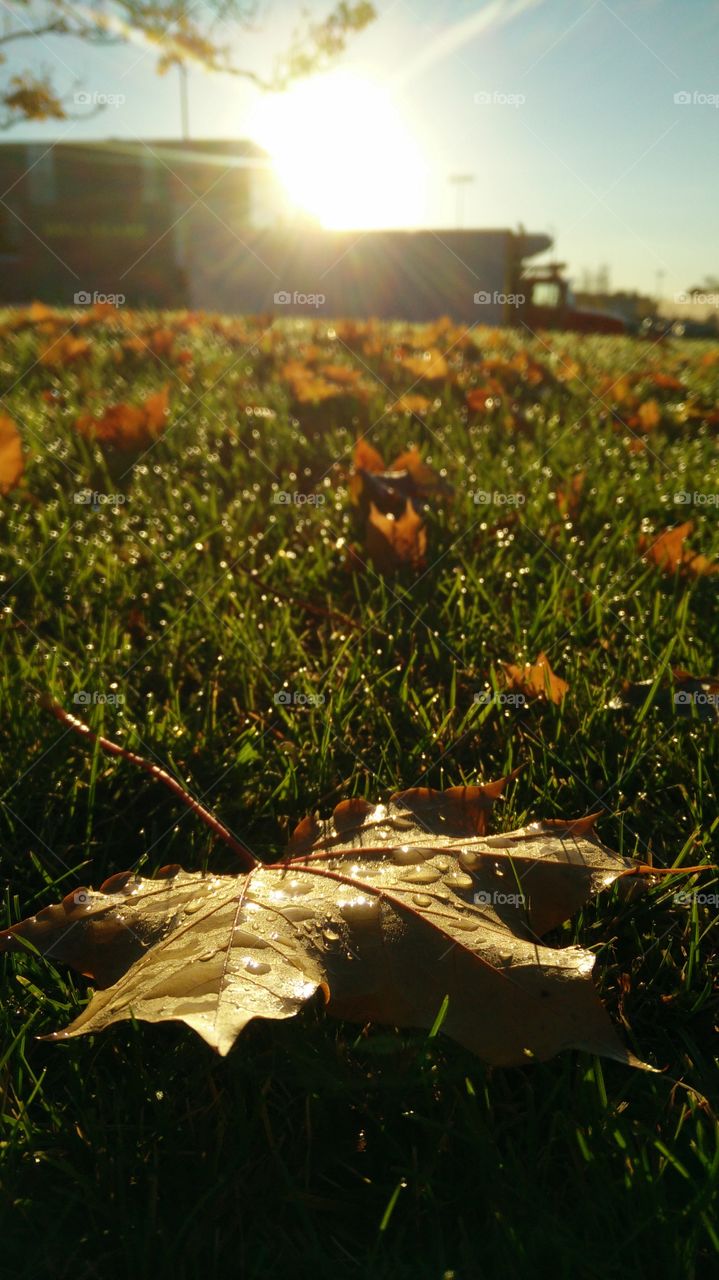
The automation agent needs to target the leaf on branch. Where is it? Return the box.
[1,786,654,1068]
[3,75,65,123]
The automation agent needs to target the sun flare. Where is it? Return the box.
[249,71,426,230]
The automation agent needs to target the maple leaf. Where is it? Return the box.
[76,386,170,450]
[1,790,652,1067]
[390,394,432,415]
[640,522,719,578]
[634,399,661,432]
[502,653,569,705]
[0,415,24,494]
[400,349,449,381]
[607,667,719,723]
[555,471,585,521]
[349,440,449,575]
[365,498,427,573]
[38,334,91,367]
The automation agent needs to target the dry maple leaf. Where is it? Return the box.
[0,415,24,494]
[1,790,651,1067]
[7,704,707,1068]
[76,386,170,450]
[391,393,432,415]
[400,349,449,381]
[38,334,91,367]
[555,472,585,521]
[349,441,449,574]
[365,499,427,573]
[640,522,719,578]
[607,667,719,722]
[503,653,569,705]
[634,399,661,432]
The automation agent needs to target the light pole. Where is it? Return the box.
[448,173,474,229]
[179,63,189,141]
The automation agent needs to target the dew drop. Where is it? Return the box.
[322,926,341,943]
[453,916,480,932]
[412,894,433,908]
[391,845,436,866]
[446,872,474,892]
[399,866,441,885]
[232,928,269,949]
[281,905,315,922]
[284,879,312,897]
[243,957,271,975]
[458,850,481,873]
[339,897,380,924]
[182,898,206,915]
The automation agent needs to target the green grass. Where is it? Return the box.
[1,308,718,1279]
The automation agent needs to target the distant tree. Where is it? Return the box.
[687,275,719,296]
[0,0,376,128]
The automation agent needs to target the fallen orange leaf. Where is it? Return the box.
[365,499,427,574]
[640,522,719,577]
[503,652,569,704]
[0,415,24,494]
[76,385,170,450]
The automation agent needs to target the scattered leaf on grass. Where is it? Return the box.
[640,521,718,577]
[607,667,719,722]
[0,415,24,494]
[365,499,427,573]
[38,334,91,366]
[503,652,569,704]
[0,790,653,1068]
[76,385,170,450]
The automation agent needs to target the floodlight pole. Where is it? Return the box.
[179,64,190,140]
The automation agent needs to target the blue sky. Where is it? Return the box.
[3,0,718,294]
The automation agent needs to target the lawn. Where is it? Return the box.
[1,304,718,1280]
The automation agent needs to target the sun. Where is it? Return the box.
[249,70,426,230]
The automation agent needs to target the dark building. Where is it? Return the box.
[0,139,556,323]
[0,138,284,307]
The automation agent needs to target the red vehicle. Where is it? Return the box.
[518,264,626,334]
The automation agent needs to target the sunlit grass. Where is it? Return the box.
[0,310,717,1279]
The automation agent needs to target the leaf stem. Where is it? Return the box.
[42,697,257,870]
